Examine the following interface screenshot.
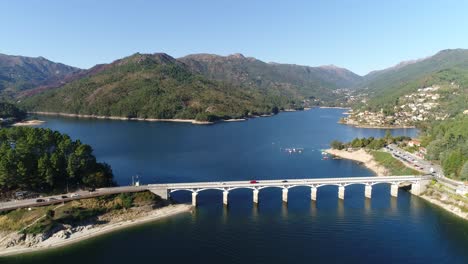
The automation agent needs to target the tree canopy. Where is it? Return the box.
[0,127,114,196]
[0,102,26,123]
[421,115,468,180]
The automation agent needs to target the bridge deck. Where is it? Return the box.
[152,175,430,192]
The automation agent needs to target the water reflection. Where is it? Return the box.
[281,202,288,220]
[309,201,317,218]
[337,199,345,219]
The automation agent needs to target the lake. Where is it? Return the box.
[3,108,468,264]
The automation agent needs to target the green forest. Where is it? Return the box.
[0,102,26,126]
[0,127,114,198]
[20,54,298,122]
[421,115,468,180]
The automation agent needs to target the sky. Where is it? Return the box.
[1,0,467,75]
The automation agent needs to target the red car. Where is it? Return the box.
[250,180,259,184]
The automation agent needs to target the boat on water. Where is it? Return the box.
[282,147,304,154]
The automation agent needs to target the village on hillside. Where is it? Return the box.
[341,86,449,128]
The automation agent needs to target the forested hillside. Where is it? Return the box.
[0,102,26,127]
[421,115,468,180]
[0,53,80,99]
[180,53,361,103]
[0,127,114,197]
[356,49,468,113]
[22,53,346,121]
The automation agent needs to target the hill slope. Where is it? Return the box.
[356,49,468,111]
[180,53,362,102]
[344,49,468,129]
[0,54,80,99]
[21,53,296,121]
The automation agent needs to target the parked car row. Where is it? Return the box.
[386,145,435,174]
[35,193,81,203]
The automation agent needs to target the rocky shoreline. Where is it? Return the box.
[0,204,193,257]
[420,183,467,220]
[338,119,416,129]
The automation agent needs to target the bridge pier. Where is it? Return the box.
[390,184,399,197]
[311,187,317,201]
[223,191,229,206]
[365,185,372,199]
[148,187,168,200]
[253,189,259,204]
[192,192,198,206]
[338,186,345,200]
[282,188,288,203]
[410,180,430,195]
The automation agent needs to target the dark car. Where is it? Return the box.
[35,199,45,203]
[282,180,288,183]
[61,195,68,199]
[250,180,259,184]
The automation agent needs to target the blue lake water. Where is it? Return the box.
[3,108,468,264]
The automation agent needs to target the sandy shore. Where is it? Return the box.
[12,120,45,126]
[0,204,192,257]
[325,148,389,175]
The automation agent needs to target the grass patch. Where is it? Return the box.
[371,151,422,176]
[0,206,55,231]
[1,191,163,234]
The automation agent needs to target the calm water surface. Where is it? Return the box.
[3,109,468,264]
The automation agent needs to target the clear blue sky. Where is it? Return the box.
[1,0,467,75]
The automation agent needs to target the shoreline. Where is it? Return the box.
[419,194,467,220]
[338,121,416,129]
[28,107,338,126]
[0,204,193,257]
[30,112,215,125]
[319,106,351,109]
[324,148,389,175]
[11,120,45,127]
[338,120,416,129]
[327,149,467,221]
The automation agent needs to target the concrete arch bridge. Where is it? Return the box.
[146,175,432,206]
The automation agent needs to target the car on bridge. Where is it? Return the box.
[250,180,259,184]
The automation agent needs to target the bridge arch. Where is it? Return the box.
[227,186,256,192]
[196,188,226,193]
[343,182,369,187]
[169,188,196,194]
[316,183,342,188]
[258,185,286,191]
[287,184,315,190]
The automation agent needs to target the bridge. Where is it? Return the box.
[145,175,432,206]
[0,175,432,211]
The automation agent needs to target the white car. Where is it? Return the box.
[70,193,81,198]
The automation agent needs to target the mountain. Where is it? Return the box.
[343,49,468,130]
[20,53,297,121]
[0,53,81,99]
[180,53,362,101]
[21,52,362,121]
[354,49,468,112]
